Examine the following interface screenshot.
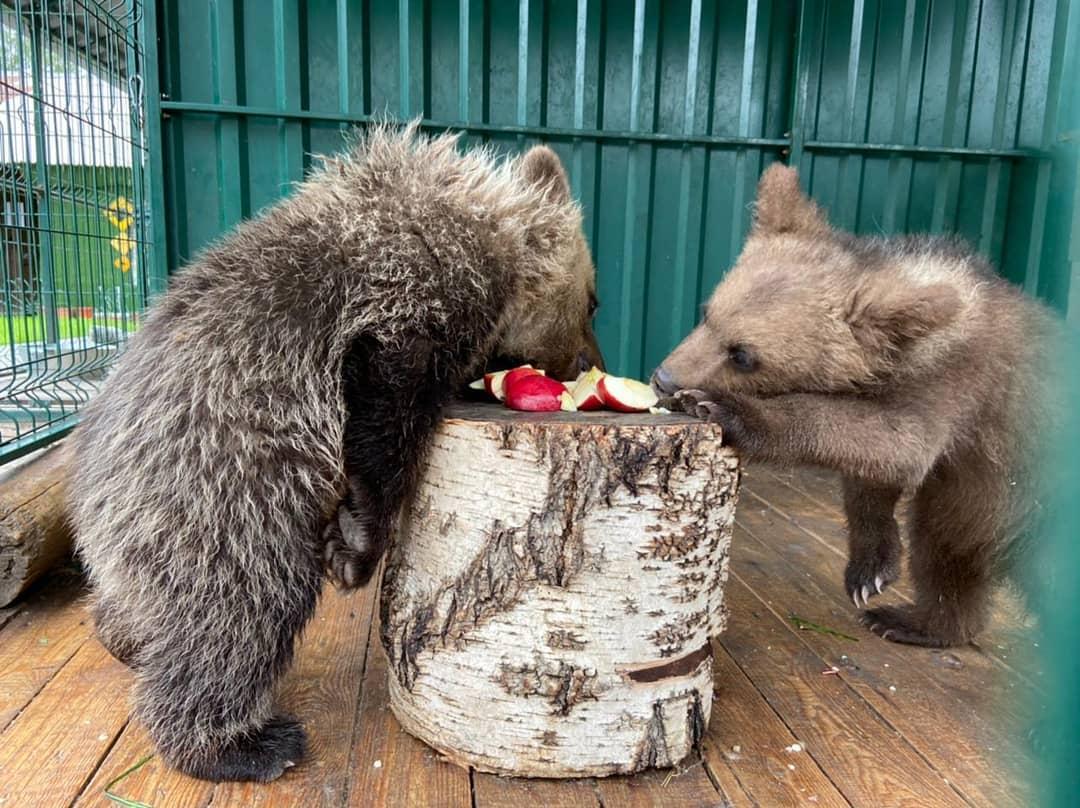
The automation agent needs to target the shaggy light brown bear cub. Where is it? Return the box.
[654,163,1060,649]
[68,124,602,782]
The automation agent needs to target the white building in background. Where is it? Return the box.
[0,67,132,167]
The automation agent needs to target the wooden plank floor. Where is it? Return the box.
[0,467,1038,807]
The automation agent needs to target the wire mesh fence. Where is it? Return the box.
[0,0,151,460]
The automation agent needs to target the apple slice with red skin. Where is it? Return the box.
[502,366,545,392]
[482,365,541,401]
[597,375,659,413]
[571,367,606,411]
[504,374,577,412]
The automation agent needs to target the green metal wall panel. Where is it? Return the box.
[155,0,1074,379]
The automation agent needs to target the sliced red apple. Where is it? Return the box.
[571,366,606,411]
[502,365,545,393]
[504,374,577,412]
[483,365,539,401]
[597,375,659,413]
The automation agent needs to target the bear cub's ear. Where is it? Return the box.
[520,145,571,204]
[846,279,962,356]
[752,164,830,236]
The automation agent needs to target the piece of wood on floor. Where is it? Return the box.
[211,584,379,807]
[0,638,130,805]
[472,772,600,808]
[741,467,1043,684]
[344,618,472,808]
[0,576,93,731]
[704,640,850,807]
[730,515,1033,807]
[720,575,967,807]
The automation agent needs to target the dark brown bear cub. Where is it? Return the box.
[68,125,603,783]
[653,164,1060,649]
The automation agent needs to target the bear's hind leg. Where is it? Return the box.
[133,556,321,782]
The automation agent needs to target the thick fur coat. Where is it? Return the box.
[655,164,1061,648]
[68,124,601,782]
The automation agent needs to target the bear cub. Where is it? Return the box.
[654,164,1061,649]
[68,125,602,782]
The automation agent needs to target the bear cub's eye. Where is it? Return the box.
[588,294,599,318]
[728,344,757,372]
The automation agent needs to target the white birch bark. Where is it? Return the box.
[380,403,739,777]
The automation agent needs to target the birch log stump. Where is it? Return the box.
[380,402,740,778]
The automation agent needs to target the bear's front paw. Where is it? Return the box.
[322,507,377,590]
[673,389,763,453]
[844,544,902,608]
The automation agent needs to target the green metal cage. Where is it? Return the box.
[0,0,163,461]
[0,0,1077,801]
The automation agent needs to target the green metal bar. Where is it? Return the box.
[458,0,470,119]
[931,0,975,233]
[141,0,169,297]
[882,0,919,233]
[209,0,245,226]
[787,0,821,172]
[730,0,761,254]
[0,420,78,465]
[569,0,587,192]
[28,6,60,349]
[516,0,528,126]
[669,0,702,347]
[616,0,646,377]
[803,139,1037,159]
[979,0,1022,258]
[273,0,303,190]
[398,0,410,115]
[157,99,791,149]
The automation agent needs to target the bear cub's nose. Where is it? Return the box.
[651,365,679,395]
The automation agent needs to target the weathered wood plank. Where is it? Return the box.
[345,618,472,808]
[593,761,725,807]
[704,641,851,808]
[74,584,380,808]
[742,467,1043,683]
[730,515,1032,807]
[473,773,600,808]
[73,724,212,808]
[0,578,92,731]
[212,585,379,807]
[0,639,130,806]
[719,576,967,807]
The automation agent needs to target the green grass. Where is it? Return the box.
[0,314,138,346]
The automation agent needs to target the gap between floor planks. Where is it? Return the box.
[741,466,1043,688]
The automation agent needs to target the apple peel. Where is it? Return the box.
[504,374,577,412]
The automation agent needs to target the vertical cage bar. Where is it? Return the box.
[669,0,701,346]
[616,0,646,376]
[516,0,529,127]
[28,6,59,349]
[399,0,411,116]
[458,0,470,120]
